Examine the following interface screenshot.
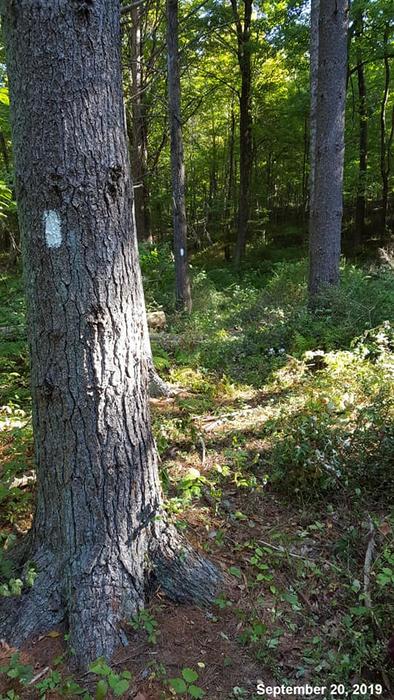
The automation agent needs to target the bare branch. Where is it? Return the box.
[121,0,145,16]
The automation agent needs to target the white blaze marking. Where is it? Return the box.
[43,210,62,248]
[180,247,184,257]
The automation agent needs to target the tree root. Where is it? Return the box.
[148,367,180,398]
[153,525,224,605]
[0,530,223,669]
[0,552,64,647]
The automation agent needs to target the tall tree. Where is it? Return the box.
[0,0,219,667]
[380,20,393,239]
[128,2,152,243]
[167,0,192,311]
[231,0,253,267]
[354,7,368,242]
[309,0,319,213]
[224,101,236,261]
[308,0,349,299]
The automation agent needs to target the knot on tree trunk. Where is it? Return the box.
[73,0,95,19]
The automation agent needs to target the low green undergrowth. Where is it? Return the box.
[1,246,393,695]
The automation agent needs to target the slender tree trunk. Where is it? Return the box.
[309,0,319,213]
[166,0,192,312]
[354,10,368,244]
[302,113,309,215]
[207,113,218,229]
[380,22,393,240]
[231,0,253,267]
[0,0,220,668]
[128,4,174,395]
[128,4,152,244]
[0,131,10,172]
[308,0,349,299]
[224,103,236,261]
[266,151,272,210]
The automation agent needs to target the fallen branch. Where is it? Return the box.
[121,0,145,15]
[199,436,206,467]
[363,515,376,610]
[28,666,50,685]
[256,538,343,573]
[201,407,262,432]
[361,517,392,693]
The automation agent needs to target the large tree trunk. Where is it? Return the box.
[309,0,319,214]
[232,0,253,267]
[354,9,368,244]
[308,0,349,299]
[166,0,192,312]
[0,0,220,668]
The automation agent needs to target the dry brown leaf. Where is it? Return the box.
[378,521,392,536]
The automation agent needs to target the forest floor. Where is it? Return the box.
[0,241,394,699]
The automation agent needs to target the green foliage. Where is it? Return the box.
[0,654,33,686]
[139,243,175,310]
[130,608,159,644]
[144,253,394,504]
[352,320,394,360]
[169,667,205,698]
[0,181,15,220]
[89,658,132,698]
[0,692,20,700]
[0,554,36,597]
[376,548,394,588]
[0,250,393,692]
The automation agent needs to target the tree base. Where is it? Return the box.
[0,550,64,649]
[0,525,223,668]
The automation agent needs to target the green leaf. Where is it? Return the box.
[95,680,108,700]
[182,668,198,683]
[121,670,132,680]
[189,685,205,698]
[350,606,369,616]
[90,659,111,677]
[112,679,129,696]
[0,88,9,106]
[169,677,187,694]
[228,566,241,578]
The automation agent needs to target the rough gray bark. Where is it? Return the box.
[231,0,253,267]
[309,0,319,213]
[308,0,349,299]
[166,0,192,312]
[0,0,220,668]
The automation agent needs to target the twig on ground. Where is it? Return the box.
[360,517,391,693]
[199,435,206,467]
[28,666,50,685]
[256,538,343,572]
[363,515,376,610]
